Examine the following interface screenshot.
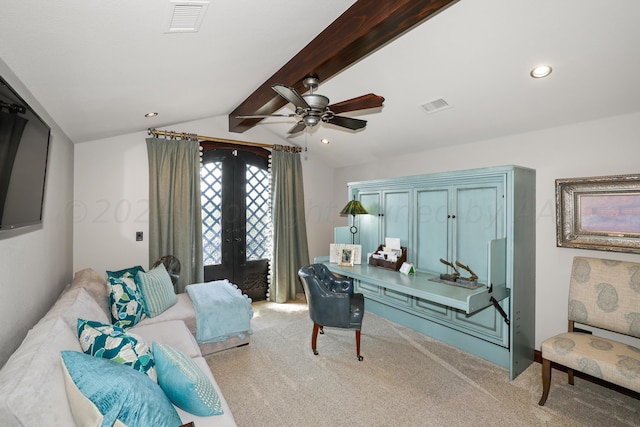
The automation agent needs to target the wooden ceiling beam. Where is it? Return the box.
[228,0,458,133]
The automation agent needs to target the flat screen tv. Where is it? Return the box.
[0,75,51,233]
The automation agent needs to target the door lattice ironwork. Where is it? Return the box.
[201,161,223,266]
[245,164,271,261]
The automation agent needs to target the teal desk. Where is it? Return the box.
[317,258,508,314]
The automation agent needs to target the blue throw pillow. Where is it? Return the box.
[136,263,177,317]
[108,276,146,328]
[153,342,223,416]
[60,351,181,427]
[77,319,156,381]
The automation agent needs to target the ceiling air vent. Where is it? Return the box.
[166,1,210,33]
[420,98,450,114]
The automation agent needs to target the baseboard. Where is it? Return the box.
[533,350,640,400]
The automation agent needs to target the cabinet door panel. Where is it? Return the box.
[452,298,509,346]
[454,184,503,283]
[383,191,411,247]
[413,297,450,319]
[382,287,411,306]
[416,188,449,273]
[357,192,381,259]
[355,280,381,297]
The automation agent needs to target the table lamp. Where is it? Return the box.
[340,198,368,244]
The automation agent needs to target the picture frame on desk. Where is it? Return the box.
[338,248,354,267]
[556,173,640,254]
[330,243,362,264]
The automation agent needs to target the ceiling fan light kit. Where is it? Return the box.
[236,75,384,135]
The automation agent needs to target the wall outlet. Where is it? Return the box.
[136,231,143,241]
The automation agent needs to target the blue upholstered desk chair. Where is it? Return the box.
[298,263,365,361]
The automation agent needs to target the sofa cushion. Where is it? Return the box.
[153,342,223,416]
[136,263,178,317]
[77,319,156,381]
[136,293,197,332]
[60,351,182,427]
[130,320,201,358]
[0,317,80,426]
[68,267,112,318]
[108,276,146,328]
[42,287,110,329]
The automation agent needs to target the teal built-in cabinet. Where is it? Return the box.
[320,165,535,379]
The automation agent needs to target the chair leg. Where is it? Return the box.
[355,329,363,361]
[568,368,574,385]
[539,358,552,406]
[312,323,320,355]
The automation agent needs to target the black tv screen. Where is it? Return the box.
[0,75,50,232]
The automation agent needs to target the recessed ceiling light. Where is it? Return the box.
[320,138,330,145]
[530,65,552,79]
[145,112,159,118]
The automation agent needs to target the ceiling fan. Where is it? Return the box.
[236,75,385,135]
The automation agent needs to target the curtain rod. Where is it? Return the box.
[148,128,301,153]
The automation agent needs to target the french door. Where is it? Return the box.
[200,147,271,300]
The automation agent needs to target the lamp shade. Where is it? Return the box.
[340,199,368,216]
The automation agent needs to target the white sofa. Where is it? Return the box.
[0,268,239,426]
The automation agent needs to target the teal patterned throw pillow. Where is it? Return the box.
[77,319,156,381]
[108,276,146,328]
[106,265,145,280]
[153,342,224,416]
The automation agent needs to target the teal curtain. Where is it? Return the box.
[269,147,310,303]
[146,137,204,293]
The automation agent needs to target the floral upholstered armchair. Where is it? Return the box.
[539,256,640,405]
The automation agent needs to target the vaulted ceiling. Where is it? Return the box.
[1,0,639,168]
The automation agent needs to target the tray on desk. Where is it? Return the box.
[368,245,407,271]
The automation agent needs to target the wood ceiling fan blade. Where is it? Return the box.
[235,114,296,119]
[327,93,385,114]
[272,84,309,110]
[288,120,307,134]
[325,115,367,130]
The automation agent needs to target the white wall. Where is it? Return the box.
[0,61,74,367]
[73,131,150,274]
[299,150,337,263]
[328,111,640,350]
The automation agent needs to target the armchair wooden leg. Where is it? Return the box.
[356,329,363,361]
[568,368,574,385]
[312,323,321,355]
[539,358,552,406]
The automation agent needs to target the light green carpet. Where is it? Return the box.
[206,296,639,426]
